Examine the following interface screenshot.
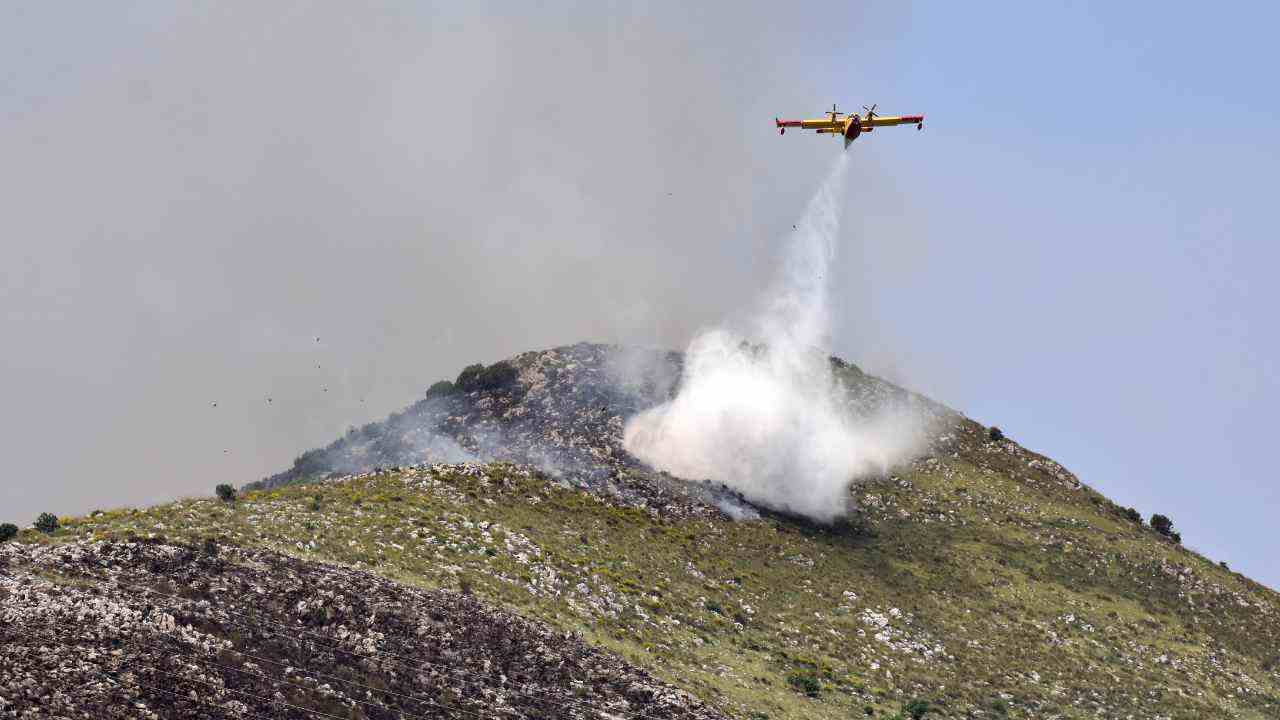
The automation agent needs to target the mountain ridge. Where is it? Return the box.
[248,342,957,522]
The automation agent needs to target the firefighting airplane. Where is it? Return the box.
[775,104,924,149]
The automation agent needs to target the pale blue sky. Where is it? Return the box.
[831,2,1279,586]
[2,2,1276,587]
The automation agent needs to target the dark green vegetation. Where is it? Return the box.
[1150,512,1182,543]
[455,360,518,392]
[0,523,17,542]
[33,512,58,534]
[901,698,931,719]
[424,379,456,398]
[214,483,237,503]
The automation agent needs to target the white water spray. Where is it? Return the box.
[623,154,923,522]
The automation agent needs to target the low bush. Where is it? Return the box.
[456,361,519,392]
[455,364,485,390]
[425,380,456,399]
[1123,507,1142,523]
[1150,513,1176,538]
[34,512,59,534]
[0,523,18,542]
[903,699,932,719]
[216,484,237,503]
[786,671,821,697]
[988,426,1005,442]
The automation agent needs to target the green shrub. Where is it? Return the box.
[455,364,485,390]
[215,484,237,503]
[456,361,519,392]
[425,380,456,399]
[988,426,1005,442]
[1150,513,1176,538]
[786,671,821,697]
[1122,506,1141,523]
[34,512,59,534]
[0,523,18,542]
[903,699,931,719]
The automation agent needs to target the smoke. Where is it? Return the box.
[623,154,925,523]
[0,3,911,524]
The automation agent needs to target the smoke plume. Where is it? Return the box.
[623,154,925,522]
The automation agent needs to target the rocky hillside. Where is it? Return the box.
[5,343,1279,719]
[1,536,724,719]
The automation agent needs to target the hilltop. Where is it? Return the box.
[4,343,1279,719]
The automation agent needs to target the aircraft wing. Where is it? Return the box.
[775,117,844,131]
[863,114,924,128]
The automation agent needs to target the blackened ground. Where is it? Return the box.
[249,343,958,517]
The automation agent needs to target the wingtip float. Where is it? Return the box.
[776,103,924,149]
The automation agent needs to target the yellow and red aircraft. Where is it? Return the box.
[776,104,924,148]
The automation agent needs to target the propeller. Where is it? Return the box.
[862,103,878,120]
[828,103,842,122]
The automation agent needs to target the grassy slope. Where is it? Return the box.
[18,426,1280,720]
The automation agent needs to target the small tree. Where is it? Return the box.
[988,426,1005,442]
[425,380,455,399]
[454,364,485,391]
[1123,507,1142,523]
[215,484,237,503]
[456,361,518,392]
[34,512,59,534]
[0,523,18,542]
[1150,513,1175,538]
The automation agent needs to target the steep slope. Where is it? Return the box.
[7,344,1279,719]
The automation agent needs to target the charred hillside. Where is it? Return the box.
[250,343,955,516]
